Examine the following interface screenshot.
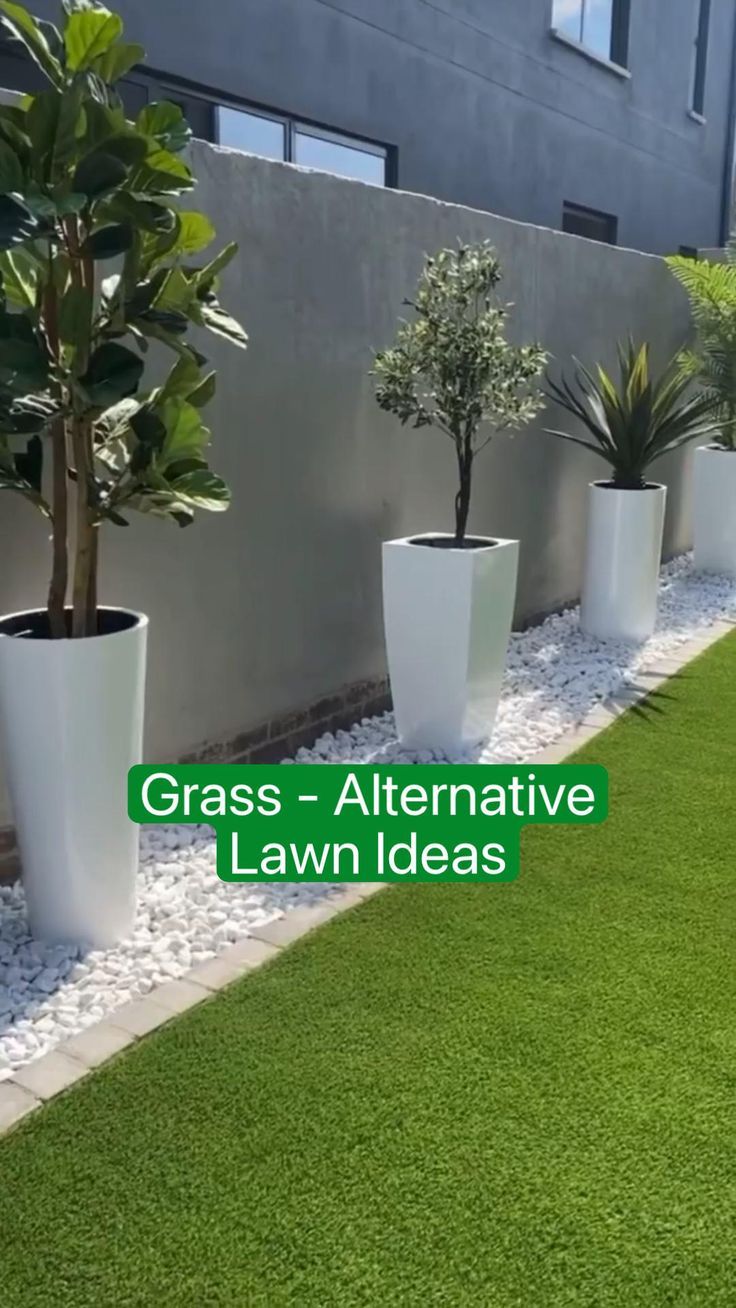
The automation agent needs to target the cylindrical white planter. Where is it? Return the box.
[693,444,736,576]
[0,608,148,946]
[382,533,519,752]
[580,482,666,642]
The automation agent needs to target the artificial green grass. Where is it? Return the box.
[1,634,736,1307]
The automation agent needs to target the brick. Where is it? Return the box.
[108,998,173,1038]
[228,723,269,756]
[0,827,16,854]
[271,708,309,738]
[248,903,338,948]
[187,938,278,990]
[0,1081,39,1133]
[309,694,344,723]
[150,979,210,1015]
[12,1051,88,1101]
[361,693,392,719]
[249,735,300,764]
[61,1022,134,1069]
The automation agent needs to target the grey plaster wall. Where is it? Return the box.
[3,0,735,254]
[0,146,694,824]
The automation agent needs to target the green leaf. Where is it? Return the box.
[0,194,37,251]
[64,6,122,71]
[0,1,63,85]
[169,467,230,512]
[199,303,248,348]
[73,148,127,200]
[188,370,216,408]
[160,353,201,399]
[174,212,216,255]
[0,247,41,309]
[154,265,196,313]
[0,334,48,389]
[83,222,133,259]
[80,341,143,406]
[91,39,143,83]
[0,138,23,194]
[193,240,237,293]
[158,397,210,464]
[136,102,192,154]
[132,148,194,196]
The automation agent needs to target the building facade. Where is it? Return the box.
[2,0,735,255]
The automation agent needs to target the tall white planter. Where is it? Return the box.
[580,482,666,642]
[382,533,518,752]
[693,445,736,576]
[0,609,148,946]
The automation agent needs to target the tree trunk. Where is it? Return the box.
[68,234,97,638]
[43,285,68,638]
[454,449,473,546]
[71,416,96,638]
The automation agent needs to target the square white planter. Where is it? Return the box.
[580,482,666,642]
[382,533,519,752]
[0,608,147,946]
[693,445,736,577]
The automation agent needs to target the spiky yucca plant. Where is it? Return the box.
[545,340,715,490]
[667,246,736,450]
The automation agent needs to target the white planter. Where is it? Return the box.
[382,533,519,752]
[693,444,736,576]
[580,482,666,642]
[0,608,148,946]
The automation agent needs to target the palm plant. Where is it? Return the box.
[544,340,715,489]
[666,245,736,450]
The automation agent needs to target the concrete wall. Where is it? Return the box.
[4,0,734,255]
[0,146,694,825]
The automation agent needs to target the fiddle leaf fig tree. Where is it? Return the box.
[0,0,248,637]
[373,243,547,545]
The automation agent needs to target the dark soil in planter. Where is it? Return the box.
[409,536,498,550]
[0,608,140,640]
[593,481,662,491]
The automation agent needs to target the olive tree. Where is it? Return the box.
[373,243,547,545]
[0,0,247,637]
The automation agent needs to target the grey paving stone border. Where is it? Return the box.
[0,617,733,1137]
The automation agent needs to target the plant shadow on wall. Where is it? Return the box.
[372,242,547,754]
[0,0,247,948]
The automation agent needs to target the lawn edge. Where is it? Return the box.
[1,615,734,1136]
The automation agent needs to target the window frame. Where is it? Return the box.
[215,100,393,187]
[550,0,631,71]
[690,0,711,118]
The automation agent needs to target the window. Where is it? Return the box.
[218,106,286,161]
[293,126,387,186]
[216,103,390,186]
[562,201,618,244]
[552,0,630,66]
[690,0,711,117]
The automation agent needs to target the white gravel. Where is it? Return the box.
[1,553,734,1076]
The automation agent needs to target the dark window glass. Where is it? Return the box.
[294,127,386,186]
[562,201,618,245]
[691,0,711,116]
